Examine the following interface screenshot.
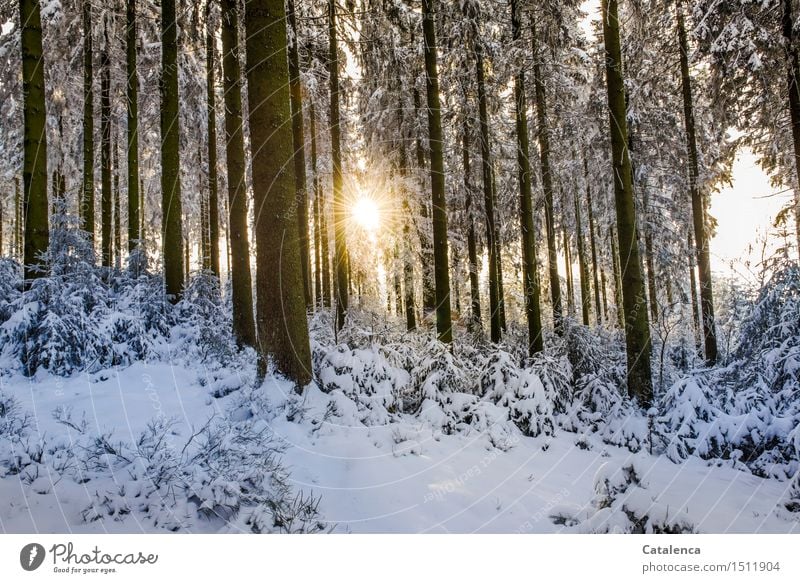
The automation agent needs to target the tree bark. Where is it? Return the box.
[586,160,602,323]
[206,3,221,276]
[20,0,48,281]
[221,0,256,346]
[287,0,311,306]
[678,0,718,364]
[113,142,121,269]
[161,0,184,300]
[642,188,659,323]
[462,117,482,330]
[82,0,94,242]
[574,191,591,326]
[531,20,563,332]
[511,0,543,353]
[244,0,312,388]
[310,99,322,307]
[329,0,348,330]
[601,0,653,406]
[421,0,453,343]
[101,24,112,269]
[126,0,141,256]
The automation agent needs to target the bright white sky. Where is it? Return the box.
[579,1,787,280]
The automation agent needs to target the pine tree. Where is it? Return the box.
[421,0,453,343]
[82,0,94,241]
[20,0,49,281]
[126,0,140,256]
[244,0,312,387]
[220,0,256,347]
[100,21,112,269]
[329,0,348,330]
[206,2,221,276]
[601,0,653,406]
[677,0,718,364]
[161,0,184,300]
[462,117,482,330]
[511,0,543,354]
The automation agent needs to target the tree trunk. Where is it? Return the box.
[329,0,348,330]
[126,0,140,256]
[287,0,312,307]
[511,0,543,354]
[473,27,502,343]
[21,0,48,281]
[491,166,507,333]
[678,0,718,364]
[601,0,653,406]
[563,225,574,316]
[101,24,112,269]
[220,0,256,347]
[199,146,210,270]
[642,189,659,323]
[310,100,322,306]
[413,82,436,319]
[244,0,312,388]
[609,225,624,328]
[688,231,702,352]
[206,3,221,276]
[531,20,563,332]
[462,117,482,330]
[574,191,591,326]
[161,0,184,300]
[113,143,121,269]
[586,161,602,323]
[15,176,22,262]
[82,0,94,242]
[398,105,417,331]
[421,0,453,343]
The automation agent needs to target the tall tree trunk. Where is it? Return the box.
[531,21,562,332]
[601,0,653,406]
[15,176,22,262]
[244,0,312,388]
[781,0,800,257]
[329,0,348,330]
[586,161,602,323]
[20,0,48,281]
[511,0,543,354]
[574,191,591,326]
[113,142,121,269]
[199,146,210,270]
[126,0,140,256]
[609,226,624,328]
[220,0,256,347]
[161,0,184,300]
[563,225,574,316]
[491,166,507,333]
[398,105,417,331]
[688,231,702,352]
[287,0,312,307]
[82,0,94,241]
[678,0,718,365]
[413,82,436,318]
[309,100,331,308]
[642,189,659,323]
[206,3,221,276]
[462,117,482,330]
[101,24,112,269]
[473,26,502,343]
[310,100,322,306]
[421,0,453,343]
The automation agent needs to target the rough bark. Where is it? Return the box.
[126,0,140,255]
[206,3,221,276]
[101,25,112,268]
[21,0,49,281]
[462,118,482,330]
[512,0,543,353]
[601,0,653,406]
[421,0,453,343]
[678,0,718,364]
[574,191,591,326]
[244,0,313,387]
[531,20,562,332]
[161,0,184,300]
[220,0,256,347]
[586,161,602,323]
[82,0,94,241]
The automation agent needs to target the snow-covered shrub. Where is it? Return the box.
[555,460,695,533]
[174,273,234,363]
[0,390,34,478]
[0,258,21,323]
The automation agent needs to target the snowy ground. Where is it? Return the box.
[1,362,797,534]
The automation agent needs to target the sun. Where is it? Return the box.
[352,197,381,232]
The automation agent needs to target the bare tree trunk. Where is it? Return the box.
[462,117,482,330]
[101,23,112,268]
[220,0,256,346]
[82,0,94,242]
[310,100,322,307]
[329,0,348,330]
[678,0,718,364]
[206,3,221,276]
[586,161,602,323]
[126,0,140,256]
[113,142,121,270]
[244,0,312,388]
[601,0,653,406]
[512,0,543,353]
[575,191,591,326]
[422,0,453,343]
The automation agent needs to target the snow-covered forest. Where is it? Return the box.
[0,0,799,534]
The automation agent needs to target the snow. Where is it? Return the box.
[1,361,797,534]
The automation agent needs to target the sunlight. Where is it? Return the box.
[352,197,381,232]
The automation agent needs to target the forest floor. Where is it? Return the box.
[1,360,797,534]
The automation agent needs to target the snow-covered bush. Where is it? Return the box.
[174,272,235,363]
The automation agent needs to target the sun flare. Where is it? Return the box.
[352,197,381,232]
